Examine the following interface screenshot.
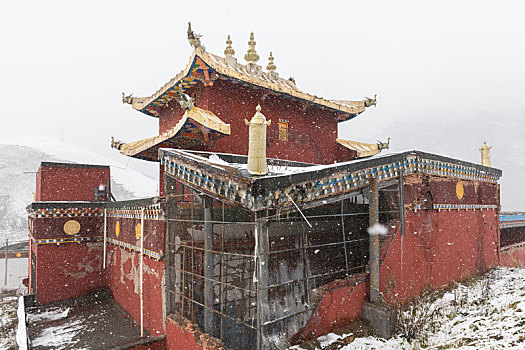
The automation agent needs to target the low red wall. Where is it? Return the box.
[296,278,368,340]
[380,209,499,303]
[35,243,105,304]
[105,245,165,337]
[500,243,525,267]
[166,318,203,350]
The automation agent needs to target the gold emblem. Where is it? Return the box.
[63,220,81,235]
[136,223,142,240]
[456,182,464,200]
[115,221,120,237]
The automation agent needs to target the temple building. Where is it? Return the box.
[22,25,523,350]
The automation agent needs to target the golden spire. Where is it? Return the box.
[244,32,260,64]
[266,52,276,71]
[479,141,492,167]
[224,35,235,56]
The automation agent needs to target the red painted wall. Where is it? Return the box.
[165,318,203,350]
[295,278,368,341]
[158,80,352,164]
[35,243,105,305]
[294,174,501,342]
[36,163,110,202]
[105,245,165,337]
[379,209,499,303]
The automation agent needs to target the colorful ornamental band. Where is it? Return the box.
[30,207,104,218]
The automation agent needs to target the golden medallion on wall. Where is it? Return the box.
[115,221,120,237]
[63,220,81,235]
[456,181,464,200]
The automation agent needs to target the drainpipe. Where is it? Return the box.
[369,177,380,302]
[103,209,107,269]
[140,208,144,338]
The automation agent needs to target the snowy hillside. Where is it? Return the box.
[290,267,525,349]
[0,136,158,243]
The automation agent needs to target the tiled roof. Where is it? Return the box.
[128,47,367,121]
[336,139,381,158]
[115,107,230,161]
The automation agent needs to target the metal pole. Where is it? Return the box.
[399,170,406,237]
[140,208,144,338]
[369,177,380,302]
[203,196,214,334]
[256,211,269,350]
[4,239,8,285]
[103,209,107,269]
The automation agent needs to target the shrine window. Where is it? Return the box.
[278,119,289,141]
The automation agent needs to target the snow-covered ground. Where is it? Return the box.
[0,295,18,350]
[290,267,525,349]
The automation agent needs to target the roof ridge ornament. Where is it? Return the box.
[176,88,194,110]
[244,32,260,64]
[364,94,377,107]
[187,22,205,51]
[377,137,390,151]
[111,136,124,150]
[122,92,133,104]
[224,35,235,56]
[266,52,278,80]
[266,52,276,72]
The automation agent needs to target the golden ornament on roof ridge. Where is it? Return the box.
[244,32,260,64]
[224,35,235,56]
[266,52,276,72]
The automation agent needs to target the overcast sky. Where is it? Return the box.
[1,0,524,208]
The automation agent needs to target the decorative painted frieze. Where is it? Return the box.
[107,237,163,260]
[162,150,502,212]
[30,207,104,218]
[107,203,165,220]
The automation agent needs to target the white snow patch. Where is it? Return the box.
[367,223,389,236]
[28,306,70,323]
[30,318,84,348]
[16,296,27,350]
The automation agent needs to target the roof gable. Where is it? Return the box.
[127,47,368,122]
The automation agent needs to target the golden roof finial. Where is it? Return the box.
[266,52,276,72]
[479,141,492,167]
[244,32,260,64]
[224,35,235,56]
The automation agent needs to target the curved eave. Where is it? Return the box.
[128,48,368,120]
[115,107,230,161]
[336,138,381,158]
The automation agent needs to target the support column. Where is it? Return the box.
[203,196,214,334]
[369,177,380,302]
[399,170,406,237]
[256,212,269,350]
